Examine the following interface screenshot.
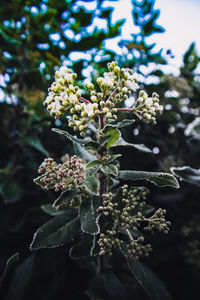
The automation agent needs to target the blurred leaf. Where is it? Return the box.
[23,137,49,156]
[5,255,34,300]
[0,180,23,203]
[171,166,200,187]
[0,253,19,286]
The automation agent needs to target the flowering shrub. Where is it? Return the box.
[31,61,179,299]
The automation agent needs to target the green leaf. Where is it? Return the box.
[69,235,94,259]
[0,253,19,286]
[118,171,179,188]
[127,259,173,300]
[117,119,135,128]
[73,142,96,161]
[102,125,121,148]
[84,140,100,150]
[30,210,80,250]
[34,174,46,189]
[52,128,88,144]
[82,175,99,195]
[113,138,152,153]
[102,164,118,176]
[108,154,122,163]
[79,197,100,234]
[41,204,63,216]
[171,166,200,187]
[5,255,34,300]
[53,189,80,208]
[23,137,49,156]
[90,235,99,256]
[86,160,101,168]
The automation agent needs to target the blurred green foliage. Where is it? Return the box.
[0,0,200,299]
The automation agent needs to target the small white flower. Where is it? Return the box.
[64,73,73,82]
[84,103,94,117]
[58,66,68,77]
[69,94,78,104]
[51,100,62,113]
[75,104,81,111]
[145,98,153,106]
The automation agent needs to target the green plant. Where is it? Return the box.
[31,61,179,299]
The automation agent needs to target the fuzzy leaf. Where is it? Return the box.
[0,253,19,285]
[52,128,88,144]
[5,255,34,300]
[34,175,46,189]
[127,259,173,300]
[102,164,118,176]
[117,119,135,128]
[82,175,99,195]
[86,160,101,168]
[84,140,100,150]
[108,154,122,163]
[69,235,94,259]
[90,235,99,256]
[30,210,80,250]
[113,138,152,153]
[79,197,100,234]
[73,141,96,161]
[41,204,63,216]
[102,125,121,148]
[171,166,200,187]
[118,171,179,188]
[53,189,80,208]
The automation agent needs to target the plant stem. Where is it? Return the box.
[96,113,106,274]
[80,96,91,104]
[117,108,132,112]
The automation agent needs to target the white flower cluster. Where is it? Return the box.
[133,91,163,124]
[44,66,81,119]
[43,61,163,136]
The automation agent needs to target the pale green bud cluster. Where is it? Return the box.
[98,230,123,256]
[126,236,152,259]
[97,193,120,217]
[96,185,170,259]
[133,91,163,124]
[68,102,99,137]
[143,208,171,234]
